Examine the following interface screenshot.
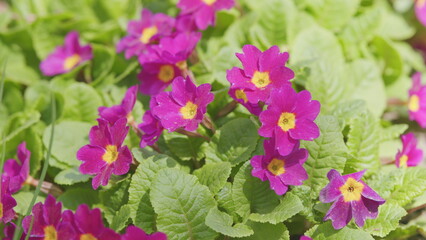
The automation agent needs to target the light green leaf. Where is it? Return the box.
[239,221,289,240]
[364,203,406,237]
[332,100,366,129]
[205,118,259,166]
[291,26,345,112]
[62,83,103,122]
[42,121,92,167]
[150,168,218,240]
[110,204,131,232]
[310,0,360,31]
[388,167,426,206]
[163,132,205,161]
[54,167,90,185]
[302,115,347,197]
[128,153,178,233]
[99,178,130,224]
[193,162,232,195]
[344,111,380,174]
[205,207,254,237]
[379,124,408,142]
[308,222,374,240]
[13,191,45,215]
[371,36,404,85]
[249,192,303,224]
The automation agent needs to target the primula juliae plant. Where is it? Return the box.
[2,0,426,239]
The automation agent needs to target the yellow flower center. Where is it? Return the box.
[409,95,420,112]
[0,202,3,219]
[235,89,248,103]
[339,177,365,202]
[202,0,216,5]
[399,154,408,168]
[102,145,119,164]
[278,112,296,132]
[267,158,285,176]
[417,0,426,8]
[180,101,198,120]
[43,225,58,240]
[176,60,187,71]
[64,54,81,70]
[140,26,158,44]
[157,65,175,83]
[80,234,98,240]
[251,71,271,88]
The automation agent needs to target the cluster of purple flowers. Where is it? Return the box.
[226,45,318,195]
[3,195,166,240]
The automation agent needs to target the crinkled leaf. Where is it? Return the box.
[62,83,103,122]
[307,222,374,240]
[205,207,254,237]
[364,203,406,237]
[150,168,218,240]
[194,162,232,195]
[239,221,289,240]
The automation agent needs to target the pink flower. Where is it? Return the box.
[152,76,214,132]
[416,0,426,27]
[23,195,75,238]
[175,14,198,33]
[77,118,132,189]
[228,87,263,115]
[408,72,426,128]
[0,176,17,224]
[3,142,30,194]
[117,9,175,60]
[259,85,320,156]
[62,205,120,240]
[139,98,164,148]
[320,170,385,229]
[138,62,183,96]
[40,31,92,76]
[98,86,138,124]
[177,0,234,30]
[250,139,308,195]
[226,45,294,104]
[395,133,423,168]
[121,226,167,240]
[3,222,26,240]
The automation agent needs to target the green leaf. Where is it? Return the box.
[344,111,380,174]
[193,162,232,195]
[54,167,90,185]
[99,178,130,224]
[42,121,92,168]
[291,26,345,112]
[248,192,303,224]
[62,83,103,122]
[232,162,280,219]
[345,59,386,117]
[371,36,404,85]
[302,115,347,197]
[239,221,290,240]
[363,203,406,237]
[310,0,360,31]
[205,118,259,166]
[379,124,408,142]
[205,207,254,237]
[91,44,115,81]
[150,168,218,240]
[13,191,45,215]
[308,222,374,240]
[377,1,415,40]
[128,153,178,233]
[57,188,99,210]
[217,182,239,217]
[110,204,131,232]
[163,132,205,161]
[388,167,426,206]
[332,100,366,129]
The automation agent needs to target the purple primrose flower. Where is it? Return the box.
[139,98,164,148]
[250,139,308,195]
[138,62,183,96]
[1,176,17,224]
[320,169,385,229]
[395,133,423,168]
[121,226,167,240]
[77,118,132,189]
[40,31,92,76]
[98,86,138,124]
[152,76,214,132]
[408,72,426,128]
[3,142,30,194]
[228,87,263,115]
[416,0,426,27]
[259,85,320,156]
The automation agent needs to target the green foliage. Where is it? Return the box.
[307,222,374,240]
[363,203,407,237]
[302,115,347,197]
[193,162,232,195]
[150,168,218,240]
[205,207,254,237]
